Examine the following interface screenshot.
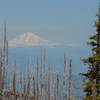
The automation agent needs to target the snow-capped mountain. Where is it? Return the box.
[9,32,58,47]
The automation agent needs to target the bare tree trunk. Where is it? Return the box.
[36,56,39,100]
[63,53,67,100]
[68,60,72,100]
[13,60,17,93]
[48,65,50,100]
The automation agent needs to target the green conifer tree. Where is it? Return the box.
[82,4,100,100]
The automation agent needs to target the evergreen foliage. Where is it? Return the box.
[82,4,100,100]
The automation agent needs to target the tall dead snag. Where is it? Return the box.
[26,58,31,97]
[33,76,36,99]
[52,72,56,100]
[41,48,46,100]
[0,44,3,89]
[68,60,72,100]
[0,23,8,90]
[59,74,62,100]
[0,42,4,90]
[48,65,50,100]
[4,23,8,82]
[5,41,8,90]
[43,48,46,81]
[56,74,61,100]
[3,23,6,82]
[13,60,17,93]
[24,72,26,94]
[27,71,31,95]
[19,72,23,94]
[40,48,43,81]
[63,53,67,100]
[57,74,59,98]
[1,46,5,89]
[36,56,39,100]
[40,48,43,99]
[9,73,11,91]
[19,72,23,100]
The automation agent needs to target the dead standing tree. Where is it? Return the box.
[0,23,8,90]
[68,60,72,100]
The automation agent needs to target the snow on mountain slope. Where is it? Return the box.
[9,32,58,47]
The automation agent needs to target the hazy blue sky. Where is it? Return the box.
[0,0,99,46]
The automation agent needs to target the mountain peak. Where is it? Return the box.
[9,32,58,47]
[23,32,37,37]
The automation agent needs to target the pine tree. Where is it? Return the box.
[81,4,100,100]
